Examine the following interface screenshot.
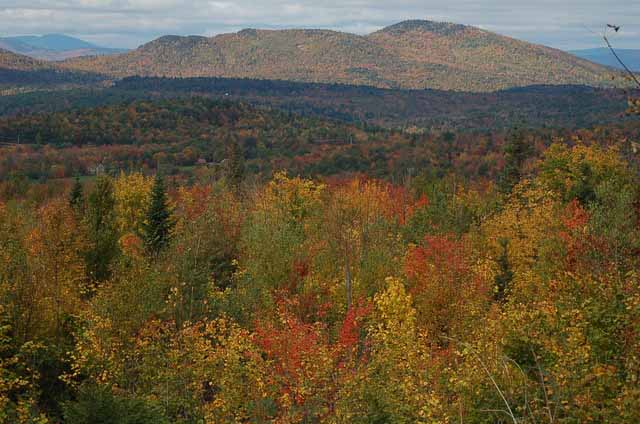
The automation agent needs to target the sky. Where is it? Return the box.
[0,0,638,51]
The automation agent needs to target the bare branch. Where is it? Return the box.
[603,35,640,88]
[443,336,518,424]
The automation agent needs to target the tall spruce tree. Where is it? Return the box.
[85,176,119,283]
[498,128,532,194]
[142,175,174,256]
[224,136,245,191]
[69,177,84,212]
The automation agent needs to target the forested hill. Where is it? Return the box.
[60,20,617,92]
[0,48,48,70]
[0,48,105,87]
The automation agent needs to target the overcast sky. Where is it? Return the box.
[0,0,638,50]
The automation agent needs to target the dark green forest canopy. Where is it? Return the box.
[1,77,638,130]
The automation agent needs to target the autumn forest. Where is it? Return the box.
[1,14,640,424]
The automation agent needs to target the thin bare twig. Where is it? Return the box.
[443,336,518,424]
[531,348,558,423]
[603,35,640,88]
[504,355,538,424]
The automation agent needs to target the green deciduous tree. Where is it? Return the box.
[85,176,119,284]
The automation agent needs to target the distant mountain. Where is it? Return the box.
[60,20,618,92]
[570,48,640,72]
[0,34,128,61]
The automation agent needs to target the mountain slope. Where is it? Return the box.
[0,48,105,87]
[570,48,640,71]
[0,34,127,61]
[60,20,617,91]
[0,48,49,70]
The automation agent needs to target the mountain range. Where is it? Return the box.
[570,48,640,72]
[57,20,618,92]
[0,34,127,61]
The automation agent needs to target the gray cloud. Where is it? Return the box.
[0,0,637,50]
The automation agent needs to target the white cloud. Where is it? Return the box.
[0,0,637,49]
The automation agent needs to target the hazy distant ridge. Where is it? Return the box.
[570,48,640,71]
[0,34,128,61]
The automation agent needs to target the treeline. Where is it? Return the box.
[0,68,105,86]
[1,137,640,423]
[1,77,638,130]
[0,88,149,117]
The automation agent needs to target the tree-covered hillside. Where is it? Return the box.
[0,48,105,89]
[59,20,619,92]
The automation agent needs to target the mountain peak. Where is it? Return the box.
[376,20,468,36]
[141,35,207,49]
[237,28,259,38]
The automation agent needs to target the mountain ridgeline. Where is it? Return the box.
[0,34,127,61]
[59,20,618,92]
[0,48,48,71]
[0,48,105,87]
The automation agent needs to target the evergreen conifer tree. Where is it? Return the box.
[69,177,84,212]
[225,137,245,191]
[498,128,532,194]
[142,175,174,256]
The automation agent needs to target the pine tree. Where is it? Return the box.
[142,175,174,256]
[69,177,84,212]
[498,128,532,194]
[85,176,119,283]
[225,137,245,191]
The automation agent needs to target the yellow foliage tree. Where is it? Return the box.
[479,182,565,302]
[114,172,153,237]
[336,277,445,423]
[313,179,404,310]
[24,199,86,342]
